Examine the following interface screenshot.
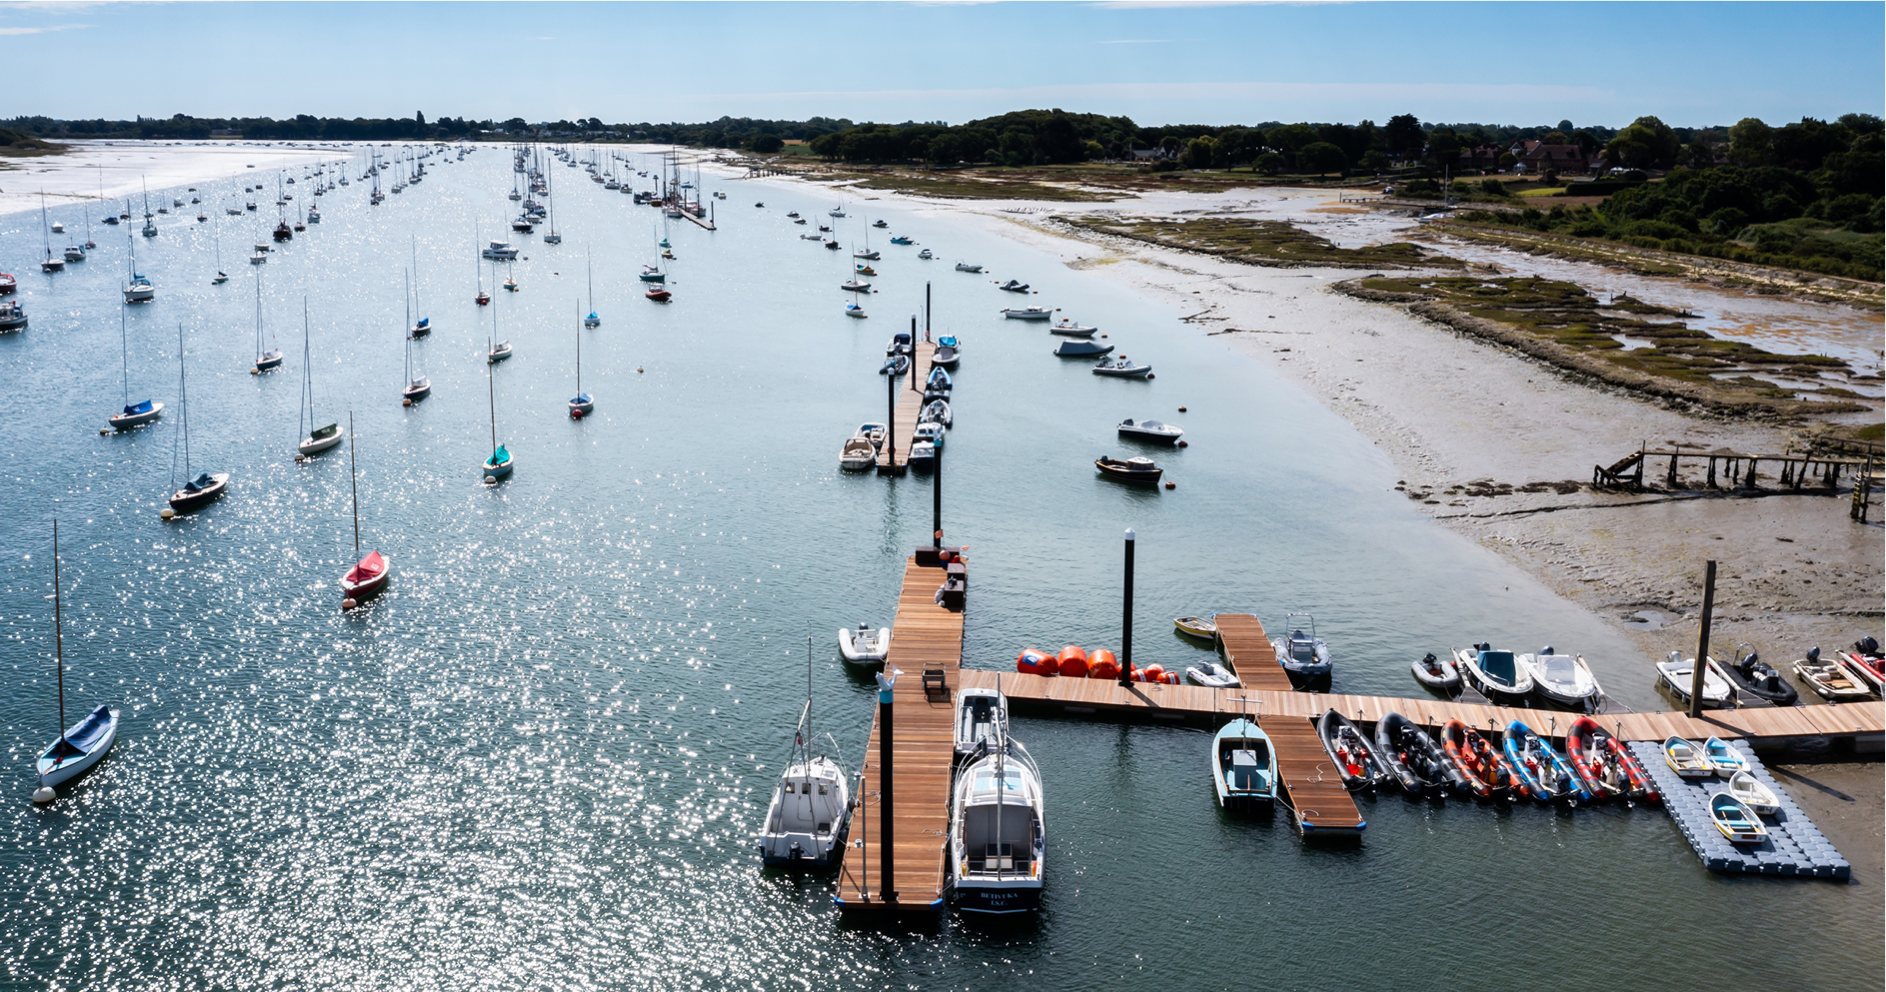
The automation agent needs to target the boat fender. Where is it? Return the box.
[32,787,54,803]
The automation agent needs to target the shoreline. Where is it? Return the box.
[0,140,354,219]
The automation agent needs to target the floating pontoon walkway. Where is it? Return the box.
[1629,739,1849,878]
[877,342,934,477]
[835,556,961,911]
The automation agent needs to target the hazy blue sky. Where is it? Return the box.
[3,2,1880,128]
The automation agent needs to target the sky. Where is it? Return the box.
[1,2,1881,129]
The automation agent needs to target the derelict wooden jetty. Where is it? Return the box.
[876,341,935,477]
[834,555,962,911]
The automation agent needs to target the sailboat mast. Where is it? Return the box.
[404,270,412,382]
[52,520,65,738]
[302,299,313,432]
[575,298,581,394]
[348,411,360,557]
[178,322,191,478]
[120,305,129,408]
[490,289,499,455]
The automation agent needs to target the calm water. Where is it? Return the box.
[0,147,1875,991]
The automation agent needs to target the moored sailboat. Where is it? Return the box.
[164,322,230,515]
[295,301,343,457]
[32,521,120,803]
[339,413,391,609]
[107,305,164,430]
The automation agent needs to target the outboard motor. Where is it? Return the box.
[1807,646,1821,662]
[1860,636,1881,656]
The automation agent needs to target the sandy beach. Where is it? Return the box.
[0,140,352,218]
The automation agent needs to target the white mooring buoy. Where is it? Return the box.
[32,787,55,804]
[484,475,497,485]
[160,508,176,520]
[341,598,357,611]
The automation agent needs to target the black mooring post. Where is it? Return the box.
[910,316,921,394]
[1120,528,1136,688]
[925,281,932,342]
[886,365,897,464]
[877,670,898,903]
[1690,560,1717,719]
[933,441,942,545]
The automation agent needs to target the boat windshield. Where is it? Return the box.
[1478,650,1517,680]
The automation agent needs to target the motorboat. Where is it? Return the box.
[889,236,914,245]
[168,471,230,512]
[1173,615,1216,640]
[1502,720,1585,803]
[298,422,344,457]
[4,298,34,330]
[909,423,943,470]
[1519,648,1600,709]
[1184,660,1239,688]
[1455,644,1535,704]
[1566,716,1655,803]
[1726,770,1780,816]
[1001,307,1052,321]
[839,435,877,472]
[956,262,983,273]
[1118,419,1182,443]
[885,332,913,356]
[273,221,293,242]
[932,336,961,368]
[1661,736,1713,778]
[880,355,910,376]
[918,399,952,428]
[1375,712,1458,796]
[1440,719,1516,800]
[1656,652,1734,708]
[1410,651,1460,693]
[511,216,534,233]
[924,366,953,396]
[1050,320,1096,337]
[38,705,118,790]
[488,340,514,363]
[1055,340,1113,358]
[757,693,852,869]
[0,273,15,295]
[1211,719,1276,808]
[64,245,85,262]
[1710,792,1768,845]
[249,250,268,266]
[109,399,164,430]
[786,211,800,218]
[1095,456,1160,484]
[872,219,887,228]
[837,622,891,663]
[1837,637,1884,695]
[1718,643,1797,706]
[1092,357,1152,378]
[1271,614,1332,681]
[1794,646,1870,701]
[949,733,1044,913]
[918,249,934,260]
[998,279,1029,292]
[856,422,888,448]
[1702,736,1748,778]
[480,241,519,260]
[955,687,1008,756]
[645,287,671,302]
[1317,709,1387,791]
[341,550,390,604]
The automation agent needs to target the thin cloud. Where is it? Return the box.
[1097,38,1173,44]
[1092,1,1350,7]
[0,22,86,35]
[706,80,1612,106]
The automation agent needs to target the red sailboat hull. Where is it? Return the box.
[341,550,390,601]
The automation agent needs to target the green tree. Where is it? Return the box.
[747,133,784,154]
[1727,118,1773,167]
[1298,141,1347,176]
[1254,152,1286,175]
[1384,114,1423,159]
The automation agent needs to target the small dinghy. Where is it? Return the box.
[880,355,910,377]
[1719,643,1798,706]
[956,262,984,273]
[1375,712,1459,796]
[1710,792,1768,845]
[1702,736,1748,778]
[1503,721,1585,804]
[1567,716,1654,803]
[1095,456,1161,484]
[1318,709,1387,791]
[1440,719,1516,800]
[885,332,913,356]
[856,422,888,448]
[1839,637,1884,695]
[956,687,1008,757]
[1092,356,1152,378]
[933,335,961,368]
[1656,652,1734,708]
[645,287,671,302]
[1271,613,1332,682]
[837,623,891,664]
[1050,320,1097,337]
[997,279,1029,292]
[1212,718,1276,808]
[1410,651,1460,693]
[871,219,887,228]
[1172,616,1217,640]
[1001,307,1053,321]
[918,249,934,260]
[1726,770,1780,816]
[1184,660,1239,688]
[839,435,877,472]
[1056,340,1113,358]
[1662,736,1713,778]
[1521,648,1600,709]
[1118,418,1182,443]
[925,366,953,396]
[1794,647,1871,701]
[1455,644,1535,703]
[919,399,952,428]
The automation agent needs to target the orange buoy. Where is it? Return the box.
[1017,647,1057,676]
[1088,648,1119,680]
[1143,664,1166,682]
[1057,645,1089,678]
[1166,671,1182,685]
[1165,481,1176,489]
[1178,406,1187,412]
